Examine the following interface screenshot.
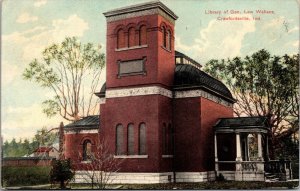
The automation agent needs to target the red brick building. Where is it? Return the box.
[64,1,244,183]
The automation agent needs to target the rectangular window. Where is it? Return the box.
[118,58,146,77]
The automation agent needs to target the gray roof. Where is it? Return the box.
[214,116,270,133]
[64,115,99,129]
[174,64,234,102]
[96,51,234,103]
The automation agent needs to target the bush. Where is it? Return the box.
[2,166,51,186]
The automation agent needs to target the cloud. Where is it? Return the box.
[3,14,89,62]
[292,40,299,47]
[16,12,38,23]
[2,104,67,142]
[176,14,256,63]
[34,0,47,7]
[1,60,21,86]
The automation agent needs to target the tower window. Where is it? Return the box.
[139,25,147,45]
[116,124,124,155]
[162,27,167,48]
[128,124,134,155]
[117,29,125,49]
[139,123,147,155]
[83,139,92,161]
[128,27,136,47]
[166,30,171,50]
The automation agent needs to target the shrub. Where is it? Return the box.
[2,166,51,186]
[216,173,226,181]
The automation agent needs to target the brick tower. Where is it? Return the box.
[99,1,178,183]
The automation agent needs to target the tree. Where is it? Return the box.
[204,49,299,158]
[50,158,74,189]
[73,138,122,189]
[23,37,105,121]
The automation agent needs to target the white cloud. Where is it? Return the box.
[2,104,67,141]
[34,0,47,7]
[16,12,38,23]
[292,40,299,47]
[1,60,21,86]
[176,14,256,63]
[3,14,89,62]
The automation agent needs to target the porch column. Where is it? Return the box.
[257,133,264,172]
[257,133,263,160]
[235,133,242,171]
[265,135,270,161]
[214,133,219,171]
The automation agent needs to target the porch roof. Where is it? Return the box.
[214,116,270,133]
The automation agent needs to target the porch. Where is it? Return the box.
[213,117,292,181]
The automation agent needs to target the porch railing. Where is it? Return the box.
[216,160,292,180]
[216,161,264,171]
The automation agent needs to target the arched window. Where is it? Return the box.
[127,124,134,155]
[166,30,171,50]
[116,124,124,155]
[162,27,167,48]
[117,29,125,49]
[128,27,136,47]
[139,123,147,155]
[139,25,147,45]
[83,139,92,161]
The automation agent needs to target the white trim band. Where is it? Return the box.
[114,155,148,159]
[106,86,172,98]
[104,86,232,107]
[65,129,98,134]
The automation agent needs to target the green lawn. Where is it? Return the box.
[9,181,299,190]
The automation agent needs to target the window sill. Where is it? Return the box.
[117,71,146,78]
[115,45,148,52]
[161,46,171,53]
[114,155,148,159]
[162,155,173,158]
[81,160,92,163]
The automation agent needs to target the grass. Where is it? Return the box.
[8,181,299,190]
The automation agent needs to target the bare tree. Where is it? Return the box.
[72,138,122,189]
[23,37,105,121]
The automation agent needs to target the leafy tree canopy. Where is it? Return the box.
[23,37,105,121]
[204,49,299,158]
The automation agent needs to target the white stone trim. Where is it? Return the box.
[105,8,176,24]
[175,171,216,182]
[104,86,232,107]
[99,98,106,104]
[174,89,233,107]
[115,44,148,52]
[65,129,98,134]
[113,155,148,159]
[106,86,172,98]
[74,171,174,184]
[218,171,265,181]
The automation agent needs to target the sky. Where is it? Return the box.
[1,0,299,142]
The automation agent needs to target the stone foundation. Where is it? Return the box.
[73,171,216,184]
[218,171,265,181]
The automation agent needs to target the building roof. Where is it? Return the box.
[214,116,270,133]
[103,0,178,20]
[64,115,99,129]
[174,64,234,102]
[95,51,234,103]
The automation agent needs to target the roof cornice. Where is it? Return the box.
[103,1,178,23]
